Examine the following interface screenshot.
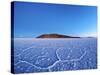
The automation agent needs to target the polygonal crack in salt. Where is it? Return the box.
[56,47,87,62]
[14,41,87,71]
[48,51,87,70]
[14,38,96,73]
[56,48,63,60]
[15,48,87,71]
[17,46,34,56]
[15,60,48,69]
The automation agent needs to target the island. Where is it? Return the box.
[36,33,80,38]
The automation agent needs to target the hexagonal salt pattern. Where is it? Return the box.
[12,38,97,73]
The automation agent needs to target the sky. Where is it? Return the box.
[13,1,97,38]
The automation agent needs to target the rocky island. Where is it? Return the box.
[36,33,80,38]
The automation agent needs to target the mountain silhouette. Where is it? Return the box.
[36,33,80,38]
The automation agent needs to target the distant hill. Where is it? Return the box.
[36,33,80,38]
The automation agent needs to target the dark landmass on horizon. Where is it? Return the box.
[36,33,81,38]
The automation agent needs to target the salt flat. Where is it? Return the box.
[12,38,97,73]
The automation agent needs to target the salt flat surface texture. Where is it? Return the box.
[13,38,97,73]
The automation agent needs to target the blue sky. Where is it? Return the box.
[13,1,97,38]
